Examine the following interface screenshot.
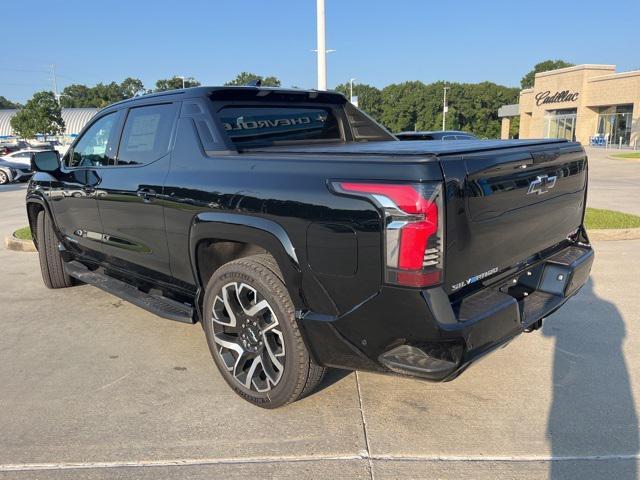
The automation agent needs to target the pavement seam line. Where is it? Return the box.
[371,453,640,462]
[355,370,375,480]
[0,455,365,472]
[2,453,639,472]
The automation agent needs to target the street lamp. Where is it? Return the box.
[442,86,449,131]
[349,78,356,103]
[177,76,186,89]
[315,0,336,90]
[316,0,326,90]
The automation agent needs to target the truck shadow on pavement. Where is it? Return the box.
[543,279,639,479]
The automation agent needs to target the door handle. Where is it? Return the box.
[136,188,157,201]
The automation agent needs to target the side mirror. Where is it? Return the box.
[31,150,61,173]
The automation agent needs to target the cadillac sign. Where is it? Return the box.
[535,90,580,107]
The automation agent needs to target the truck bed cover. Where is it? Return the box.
[247,139,570,156]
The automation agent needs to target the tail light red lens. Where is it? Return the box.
[334,182,444,288]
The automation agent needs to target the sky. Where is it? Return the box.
[2,0,639,103]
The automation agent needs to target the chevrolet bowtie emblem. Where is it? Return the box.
[527,174,557,195]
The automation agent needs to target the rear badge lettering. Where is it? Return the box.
[452,267,499,291]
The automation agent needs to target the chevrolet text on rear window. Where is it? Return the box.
[220,106,341,146]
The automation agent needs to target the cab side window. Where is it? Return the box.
[65,111,122,168]
[117,103,177,166]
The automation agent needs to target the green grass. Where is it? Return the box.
[612,152,640,159]
[13,226,32,241]
[585,208,640,230]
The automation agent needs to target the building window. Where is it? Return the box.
[597,104,633,146]
[544,109,577,141]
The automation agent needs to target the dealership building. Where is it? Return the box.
[500,64,640,147]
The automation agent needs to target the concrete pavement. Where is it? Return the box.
[1,174,639,479]
[585,146,640,216]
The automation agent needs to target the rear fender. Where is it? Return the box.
[189,212,304,310]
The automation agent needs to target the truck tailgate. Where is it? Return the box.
[440,142,587,295]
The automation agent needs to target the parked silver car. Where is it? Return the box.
[0,158,33,184]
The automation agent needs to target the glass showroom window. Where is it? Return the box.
[544,109,577,141]
[597,104,633,146]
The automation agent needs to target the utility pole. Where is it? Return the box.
[50,64,59,104]
[442,85,449,131]
[178,76,186,89]
[349,78,356,102]
[316,0,327,90]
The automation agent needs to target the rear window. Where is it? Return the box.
[219,106,341,147]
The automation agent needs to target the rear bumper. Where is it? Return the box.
[298,240,594,381]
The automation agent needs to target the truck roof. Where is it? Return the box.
[247,139,572,157]
[107,86,347,108]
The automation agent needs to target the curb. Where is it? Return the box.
[606,154,640,162]
[4,234,36,252]
[589,228,640,241]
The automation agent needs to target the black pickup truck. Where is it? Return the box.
[26,87,593,408]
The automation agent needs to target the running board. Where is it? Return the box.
[65,261,195,324]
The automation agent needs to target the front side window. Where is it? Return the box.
[66,111,121,167]
[117,103,177,165]
[219,106,342,147]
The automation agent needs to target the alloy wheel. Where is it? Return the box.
[211,281,285,392]
[0,171,8,184]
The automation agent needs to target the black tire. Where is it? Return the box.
[36,210,74,289]
[202,254,325,408]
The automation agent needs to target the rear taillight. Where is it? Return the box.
[333,182,444,288]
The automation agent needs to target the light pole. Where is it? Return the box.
[316,0,326,90]
[442,86,449,131]
[349,78,356,102]
[177,76,186,89]
[50,64,59,104]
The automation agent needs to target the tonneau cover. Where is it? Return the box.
[246,139,569,156]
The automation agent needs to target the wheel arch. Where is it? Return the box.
[190,212,305,311]
[25,197,55,250]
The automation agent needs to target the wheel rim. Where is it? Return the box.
[0,171,7,184]
[211,282,285,392]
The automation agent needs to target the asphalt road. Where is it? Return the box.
[0,149,639,479]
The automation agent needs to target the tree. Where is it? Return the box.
[379,81,433,133]
[333,82,383,121]
[0,96,20,109]
[521,59,574,88]
[60,84,93,107]
[225,72,281,87]
[10,91,65,140]
[348,79,520,138]
[61,78,147,108]
[155,76,201,92]
[120,77,146,98]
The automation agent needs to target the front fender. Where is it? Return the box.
[189,212,304,309]
[25,190,58,250]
